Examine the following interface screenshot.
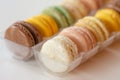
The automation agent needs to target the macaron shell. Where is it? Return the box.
[95,9,120,33]
[76,27,92,50]
[72,0,89,16]
[59,30,82,54]
[5,23,35,47]
[55,6,74,25]
[84,16,109,40]
[42,7,68,28]
[95,14,114,33]
[64,0,89,17]
[60,27,91,52]
[42,8,62,28]
[80,0,98,10]
[75,20,100,42]
[59,27,88,53]
[78,27,96,49]
[16,21,43,44]
[102,9,120,27]
[78,0,91,12]
[78,27,97,48]
[40,35,78,72]
[38,15,54,35]
[80,18,104,42]
[26,16,52,37]
[62,3,83,21]
[37,15,53,35]
[53,35,78,61]
[72,2,86,17]
[54,6,69,27]
[40,14,59,34]
[83,18,105,42]
[83,17,106,41]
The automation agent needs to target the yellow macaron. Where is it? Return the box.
[83,16,109,40]
[95,9,120,33]
[83,17,105,41]
[75,20,100,42]
[26,14,58,37]
[40,14,58,34]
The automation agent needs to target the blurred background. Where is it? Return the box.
[0,0,62,31]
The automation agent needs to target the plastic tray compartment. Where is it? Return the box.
[1,30,120,74]
[34,32,120,75]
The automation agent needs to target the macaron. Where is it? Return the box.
[75,19,104,42]
[26,14,59,37]
[83,16,109,41]
[72,0,89,17]
[79,0,99,11]
[78,27,97,48]
[82,18,105,42]
[55,6,74,26]
[106,0,120,13]
[5,21,42,59]
[95,9,120,33]
[62,0,88,21]
[62,2,83,21]
[39,14,58,34]
[42,6,69,28]
[60,27,92,52]
[40,35,78,73]
[5,21,42,47]
[83,16,109,40]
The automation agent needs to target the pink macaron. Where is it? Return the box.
[59,26,97,53]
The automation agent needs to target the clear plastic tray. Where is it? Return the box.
[34,31,120,75]
[1,29,120,75]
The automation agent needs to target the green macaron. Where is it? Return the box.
[42,6,69,28]
[55,6,74,26]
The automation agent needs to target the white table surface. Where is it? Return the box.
[1,0,120,80]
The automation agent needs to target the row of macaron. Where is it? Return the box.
[4,0,108,48]
[39,1,120,73]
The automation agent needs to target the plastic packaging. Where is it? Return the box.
[34,31,120,74]
[1,29,120,74]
